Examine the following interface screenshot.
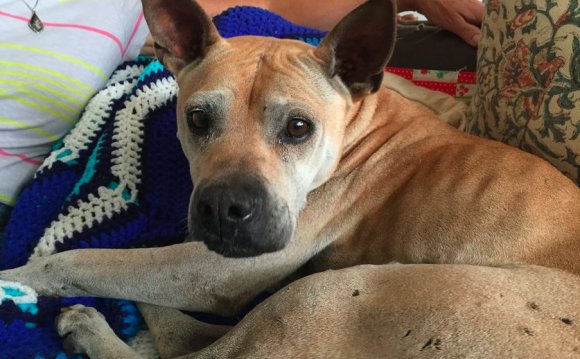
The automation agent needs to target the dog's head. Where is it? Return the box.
[142,0,396,257]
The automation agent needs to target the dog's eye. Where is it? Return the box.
[285,117,312,142]
[187,109,210,134]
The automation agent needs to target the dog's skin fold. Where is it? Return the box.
[1,0,579,357]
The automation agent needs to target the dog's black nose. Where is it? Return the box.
[191,175,292,258]
[196,182,258,225]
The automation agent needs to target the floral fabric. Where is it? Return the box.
[468,0,580,184]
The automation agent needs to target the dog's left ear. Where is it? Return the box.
[314,0,397,97]
[142,0,222,75]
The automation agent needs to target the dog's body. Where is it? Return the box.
[1,0,579,357]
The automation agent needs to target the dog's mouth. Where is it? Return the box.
[191,212,294,258]
[189,176,294,258]
[200,237,286,258]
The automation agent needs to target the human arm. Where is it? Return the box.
[267,0,484,48]
[402,0,484,47]
[141,0,485,55]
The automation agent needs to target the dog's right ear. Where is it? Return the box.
[142,0,222,75]
[314,0,397,97]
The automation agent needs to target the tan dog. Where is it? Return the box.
[1,0,579,357]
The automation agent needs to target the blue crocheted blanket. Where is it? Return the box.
[0,7,325,359]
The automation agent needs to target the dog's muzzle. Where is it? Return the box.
[190,175,293,257]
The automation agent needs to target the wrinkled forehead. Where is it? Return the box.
[176,36,346,110]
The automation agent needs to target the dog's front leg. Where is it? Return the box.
[56,305,142,359]
[0,241,311,315]
[138,303,231,359]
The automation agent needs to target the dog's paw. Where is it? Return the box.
[0,268,26,284]
[56,305,113,354]
[0,261,58,295]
